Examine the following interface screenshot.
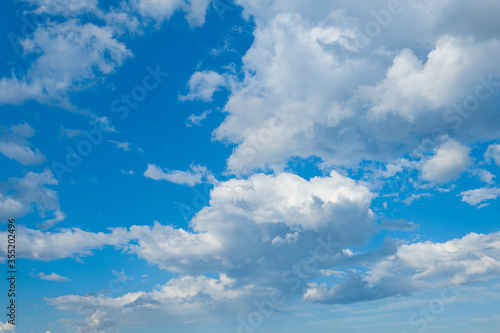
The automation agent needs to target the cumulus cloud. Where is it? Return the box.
[421,139,470,183]
[203,1,500,174]
[179,71,229,102]
[186,110,211,127]
[144,163,214,187]
[305,231,500,304]
[0,142,46,165]
[47,274,251,330]
[45,171,381,331]
[460,187,500,207]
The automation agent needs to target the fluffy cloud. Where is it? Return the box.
[179,70,229,102]
[0,170,65,228]
[362,37,500,121]
[0,226,129,261]
[130,171,375,277]
[144,163,214,186]
[203,1,500,174]
[131,0,212,27]
[0,321,15,331]
[47,274,251,331]
[305,231,500,304]
[0,19,131,106]
[460,187,500,207]
[421,139,470,183]
[33,170,500,330]
[25,0,98,16]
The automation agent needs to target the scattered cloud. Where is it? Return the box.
[305,231,500,304]
[143,163,214,187]
[485,144,500,166]
[186,110,211,127]
[179,71,229,102]
[0,170,65,228]
[460,187,500,207]
[421,139,470,183]
[37,272,70,282]
[109,140,130,151]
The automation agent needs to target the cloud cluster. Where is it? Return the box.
[304,231,500,304]
[4,171,498,331]
[176,0,500,174]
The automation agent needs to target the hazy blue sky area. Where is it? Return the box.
[0,0,499,332]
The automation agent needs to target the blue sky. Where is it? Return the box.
[1,0,500,332]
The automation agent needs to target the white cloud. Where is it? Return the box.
[186,110,211,127]
[129,171,375,276]
[460,187,500,207]
[109,140,130,151]
[0,19,132,107]
[132,0,212,28]
[0,142,46,165]
[204,2,500,174]
[0,321,15,331]
[362,37,500,121]
[25,0,98,16]
[485,144,500,166]
[0,123,45,165]
[144,163,213,187]
[0,226,129,261]
[179,70,228,102]
[37,272,70,282]
[421,139,470,183]
[305,231,500,304]
[474,169,495,184]
[0,170,65,228]
[47,274,251,330]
